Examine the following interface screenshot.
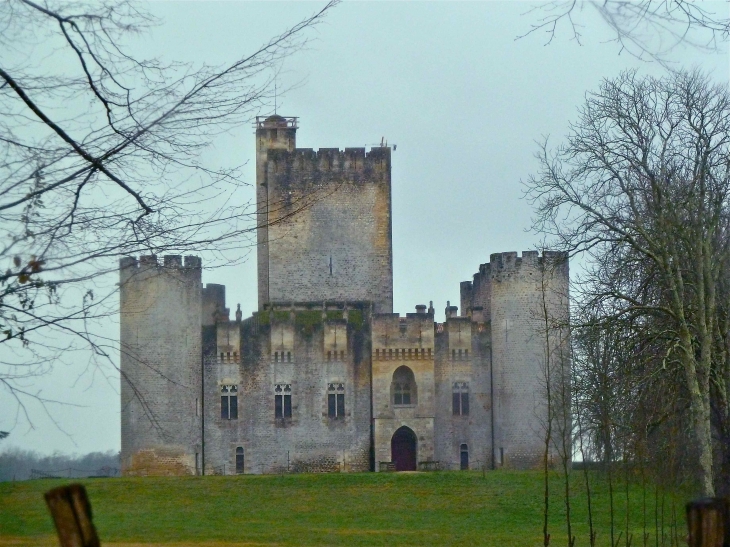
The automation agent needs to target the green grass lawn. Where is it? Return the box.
[0,471,688,546]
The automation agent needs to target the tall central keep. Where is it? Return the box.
[256,115,393,313]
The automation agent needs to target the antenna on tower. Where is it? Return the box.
[367,137,397,150]
[274,79,277,114]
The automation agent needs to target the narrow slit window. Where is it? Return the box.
[460,444,469,470]
[236,447,244,474]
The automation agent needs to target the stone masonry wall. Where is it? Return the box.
[259,146,393,314]
[433,317,493,471]
[119,255,202,476]
[203,304,373,474]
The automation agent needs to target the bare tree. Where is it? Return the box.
[525,69,730,496]
[0,0,336,423]
[521,1,730,66]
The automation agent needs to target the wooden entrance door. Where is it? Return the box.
[391,427,417,471]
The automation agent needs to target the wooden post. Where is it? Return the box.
[44,484,101,547]
[686,498,729,547]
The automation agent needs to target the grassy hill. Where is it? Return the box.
[0,470,687,546]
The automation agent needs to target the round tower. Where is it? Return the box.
[488,251,569,469]
[119,255,203,475]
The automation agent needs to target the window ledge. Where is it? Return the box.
[393,404,417,409]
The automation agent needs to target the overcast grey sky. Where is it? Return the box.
[2,1,728,457]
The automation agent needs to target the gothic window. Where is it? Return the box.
[275,384,292,419]
[394,382,411,405]
[221,385,238,420]
[392,366,417,406]
[327,383,345,418]
[453,382,469,416]
[236,447,244,474]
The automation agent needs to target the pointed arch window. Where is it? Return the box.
[392,366,417,406]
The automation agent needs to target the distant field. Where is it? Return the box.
[0,471,687,547]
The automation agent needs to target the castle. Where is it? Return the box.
[119,115,569,475]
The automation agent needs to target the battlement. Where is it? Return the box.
[119,255,202,285]
[265,146,390,177]
[487,251,568,280]
[371,310,435,351]
[120,254,202,271]
[261,301,372,313]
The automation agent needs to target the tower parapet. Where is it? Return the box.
[265,146,390,180]
[488,250,567,282]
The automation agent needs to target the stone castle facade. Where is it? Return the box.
[119,115,569,475]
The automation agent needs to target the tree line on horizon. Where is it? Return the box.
[0,448,120,482]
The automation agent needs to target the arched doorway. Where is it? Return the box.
[391,426,417,471]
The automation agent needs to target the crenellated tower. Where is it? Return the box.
[461,251,569,468]
[255,115,393,313]
[119,255,203,475]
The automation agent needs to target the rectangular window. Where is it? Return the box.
[221,385,238,420]
[337,393,345,416]
[283,394,292,418]
[453,382,469,416]
[275,384,292,419]
[327,383,345,418]
[394,382,411,405]
[275,394,283,418]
